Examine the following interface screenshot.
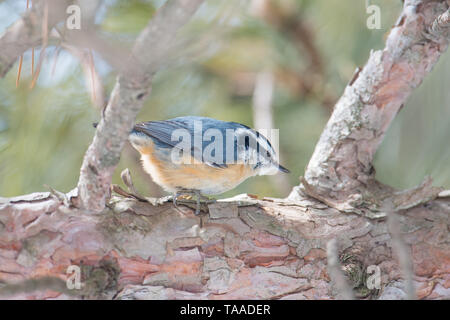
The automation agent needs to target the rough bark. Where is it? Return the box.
[0,192,449,299]
[302,1,450,215]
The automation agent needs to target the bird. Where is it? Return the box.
[128,116,289,214]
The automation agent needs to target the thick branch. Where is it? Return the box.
[1,191,449,299]
[303,1,449,206]
[76,0,204,212]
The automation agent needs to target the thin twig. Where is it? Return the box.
[15,0,32,87]
[88,49,97,105]
[0,0,70,78]
[30,0,49,89]
[51,46,61,76]
[16,55,23,88]
[30,0,35,79]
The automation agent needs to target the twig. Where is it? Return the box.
[30,0,49,89]
[16,55,23,88]
[15,0,31,87]
[51,46,61,76]
[0,0,70,78]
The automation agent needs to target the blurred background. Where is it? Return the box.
[0,0,449,199]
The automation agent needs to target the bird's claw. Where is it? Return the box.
[172,190,216,215]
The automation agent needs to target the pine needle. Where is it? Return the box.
[30,0,49,89]
[16,0,31,87]
[88,49,97,104]
[16,56,23,88]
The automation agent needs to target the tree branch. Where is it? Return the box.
[1,190,449,299]
[301,0,449,213]
[76,0,204,212]
[0,0,70,78]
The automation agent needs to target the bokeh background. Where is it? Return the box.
[0,0,449,199]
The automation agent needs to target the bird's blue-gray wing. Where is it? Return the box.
[133,120,189,149]
[132,118,228,168]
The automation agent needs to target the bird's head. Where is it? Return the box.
[234,127,289,176]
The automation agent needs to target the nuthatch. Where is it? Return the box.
[128,116,289,214]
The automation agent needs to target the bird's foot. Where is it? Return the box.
[172,189,216,215]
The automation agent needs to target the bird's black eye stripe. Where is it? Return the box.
[244,136,250,150]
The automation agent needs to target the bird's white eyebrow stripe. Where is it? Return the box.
[235,128,274,155]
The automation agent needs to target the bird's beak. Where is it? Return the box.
[278,164,290,173]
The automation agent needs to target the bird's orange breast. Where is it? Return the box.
[135,141,255,195]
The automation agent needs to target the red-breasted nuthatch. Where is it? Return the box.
[128,116,289,214]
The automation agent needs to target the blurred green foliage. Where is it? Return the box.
[102,0,155,33]
[0,0,448,199]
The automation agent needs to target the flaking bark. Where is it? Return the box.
[302,1,450,215]
[0,192,449,299]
